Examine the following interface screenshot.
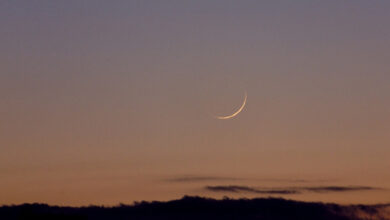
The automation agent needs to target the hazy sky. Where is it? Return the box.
[1,1,390,205]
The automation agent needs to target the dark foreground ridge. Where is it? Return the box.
[1,196,389,220]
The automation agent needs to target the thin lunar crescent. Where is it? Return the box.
[216,91,247,120]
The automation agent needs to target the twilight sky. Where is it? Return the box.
[1,1,390,205]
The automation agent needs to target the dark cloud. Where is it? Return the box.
[249,178,337,183]
[205,185,379,195]
[303,186,377,193]
[206,185,299,194]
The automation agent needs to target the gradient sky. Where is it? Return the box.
[1,1,390,205]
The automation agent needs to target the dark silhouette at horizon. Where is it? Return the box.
[1,196,389,220]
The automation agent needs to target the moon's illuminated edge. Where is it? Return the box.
[216,92,247,120]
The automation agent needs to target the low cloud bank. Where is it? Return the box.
[166,175,334,183]
[206,185,298,194]
[205,185,379,195]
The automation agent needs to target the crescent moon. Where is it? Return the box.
[215,91,247,120]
